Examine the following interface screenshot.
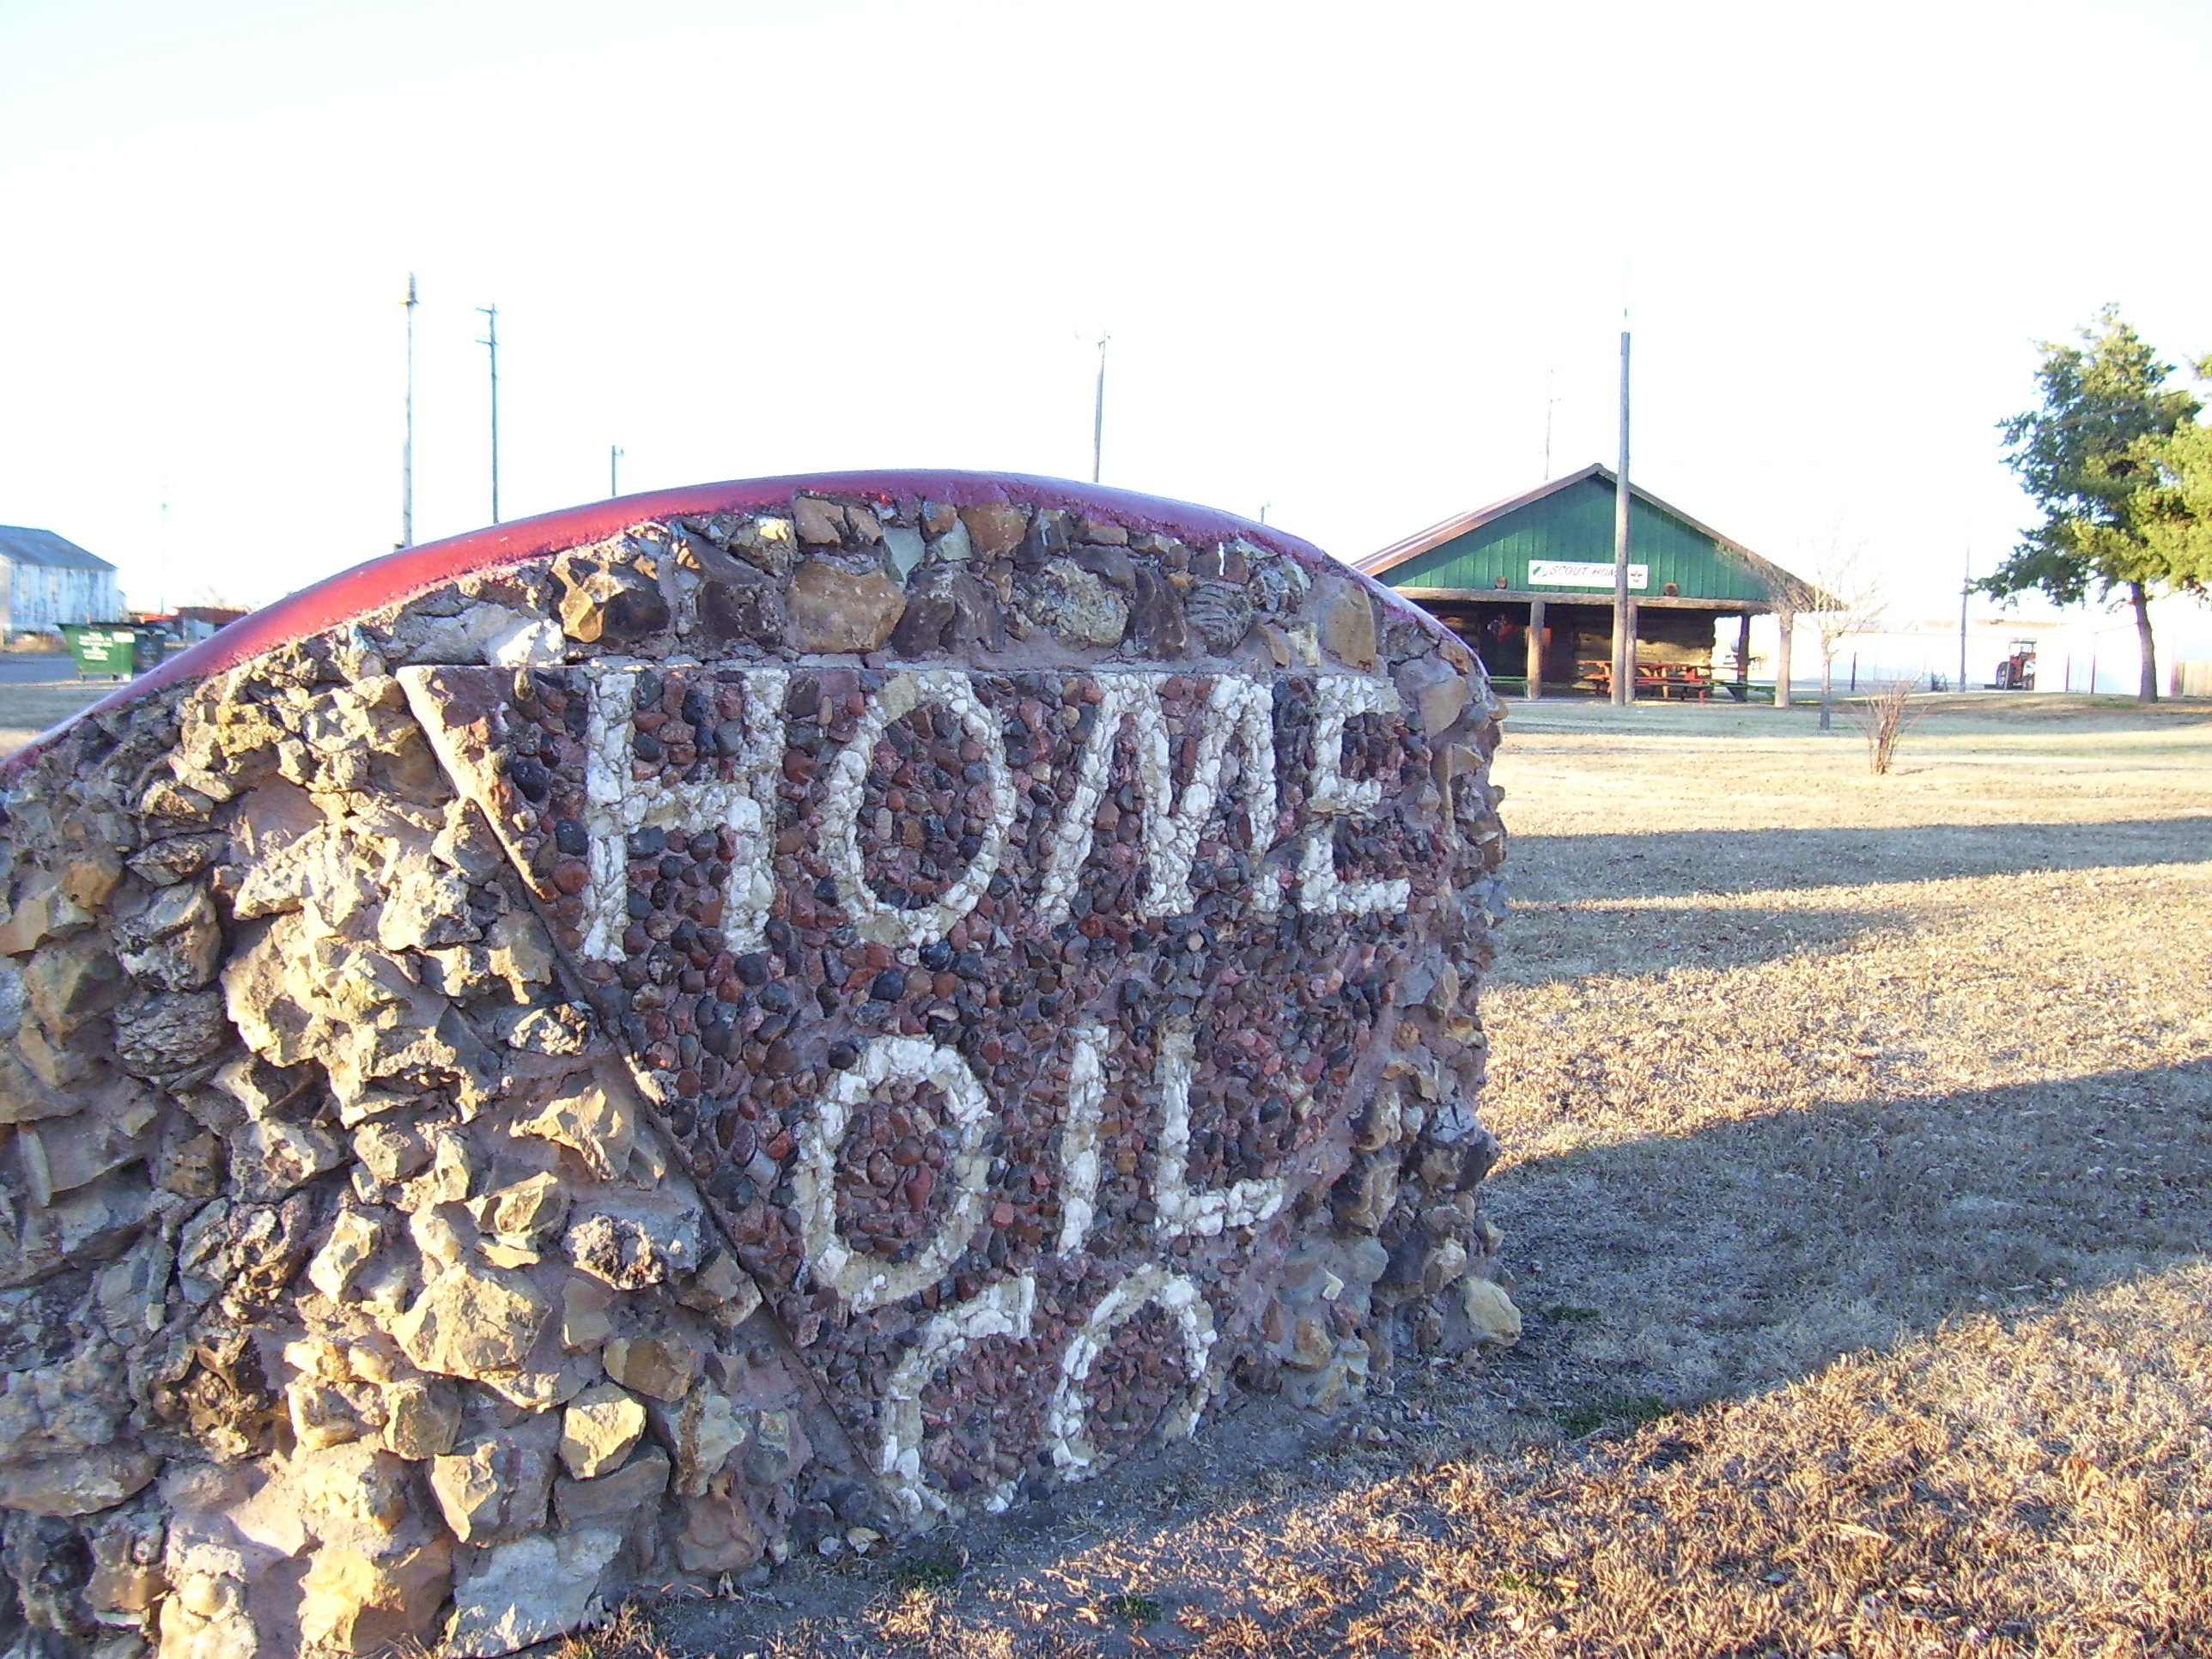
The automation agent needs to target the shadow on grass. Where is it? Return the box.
[1486,1058,2212,1413]
[1509,817,2212,902]
[1491,900,1893,987]
[641,1060,2212,1659]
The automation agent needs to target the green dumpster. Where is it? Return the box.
[60,623,150,680]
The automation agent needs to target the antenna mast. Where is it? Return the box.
[402,275,418,547]
[1091,332,1109,484]
[477,304,501,525]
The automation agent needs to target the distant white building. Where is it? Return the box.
[0,526,121,635]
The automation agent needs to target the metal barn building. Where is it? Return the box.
[0,526,121,637]
[1358,464,1814,702]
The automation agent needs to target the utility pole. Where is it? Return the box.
[610,446,624,499]
[1959,549,1971,692]
[1258,501,1271,526]
[1542,365,1561,481]
[402,276,418,547]
[477,304,501,525]
[1091,332,1109,484]
[1611,325,1632,708]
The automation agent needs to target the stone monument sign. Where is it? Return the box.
[0,472,1511,1657]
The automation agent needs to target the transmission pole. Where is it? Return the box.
[477,304,501,525]
[1959,549,1971,693]
[1542,364,1560,481]
[610,446,624,498]
[1091,333,1109,484]
[1611,325,1632,708]
[402,276,418,547]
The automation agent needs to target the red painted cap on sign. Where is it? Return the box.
[5,471,1364,780]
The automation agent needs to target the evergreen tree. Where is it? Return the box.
[1983,306,2200,701]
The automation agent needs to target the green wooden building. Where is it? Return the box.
[1358,464,1814,701]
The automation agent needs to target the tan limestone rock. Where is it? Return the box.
[1462,1276,1522,1347]
[787,559,906,653]
[389,1260,550,1380]
[1322,580,1378,668]
[443,1527,623,1658]
[307,1208,383,1302]
[559,1382,647,1480]
[428,1429,557,1546]
[561,1274,614,1352]
[673,1480,767,1575]
[296,1441,412,1544]
[22,933,124,1039]
[1395,654,1471,736]
[471,1170,568,1239]
[957,502,1028,557]
[0,869,90,956]
[0,1445,158,1516]
[790,496,845,544]
[648,1382,750,1496]
[380,1376,461,1460]
[295,1539,453,1656]
[511,1074,632,1182]
[553,1443,671,1529]
[601,1334,696,1403]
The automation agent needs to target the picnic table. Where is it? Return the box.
[1577,660,1715,701]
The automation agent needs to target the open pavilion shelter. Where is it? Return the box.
[1358,464,1815,703]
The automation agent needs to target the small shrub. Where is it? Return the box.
[1105,1591,1164,1626]
[1554,1393,1668,1437]
[1846,678,1927,775]
[890,1551,965,1591]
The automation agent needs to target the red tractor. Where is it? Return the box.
[1993,639,2036,690]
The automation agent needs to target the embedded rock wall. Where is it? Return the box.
[0,473,1511,1658]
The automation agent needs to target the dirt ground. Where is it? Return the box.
[0,651,130,757]
[16,680,2212,1656]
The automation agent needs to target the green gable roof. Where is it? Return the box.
[1358,465,1806,608]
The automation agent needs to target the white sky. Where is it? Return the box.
[4,0,2210,660]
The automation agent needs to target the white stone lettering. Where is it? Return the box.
[878,1273,1036,1522]
[580,664,788,959]
[1038,673,1280,927]
[1044,1264,1215,1477]
[820,671,1018,949]
[1036,676,1168,927]
[793,1036,996,1311]
[1054,1024,1107,1254]
[1142,675,1279,920]
[1150,1019,1286,1238]
[1297,673,1413,917]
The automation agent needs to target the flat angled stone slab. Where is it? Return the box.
[0,472,1510,1658]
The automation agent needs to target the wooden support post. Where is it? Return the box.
[1527,598,1545,701]
[1775,611,1795,708]
[1736,612,1752,690]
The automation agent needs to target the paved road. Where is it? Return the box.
[0,653,106,687]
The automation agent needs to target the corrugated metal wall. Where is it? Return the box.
[1385,475,1772,603]
[2,562,122,633]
